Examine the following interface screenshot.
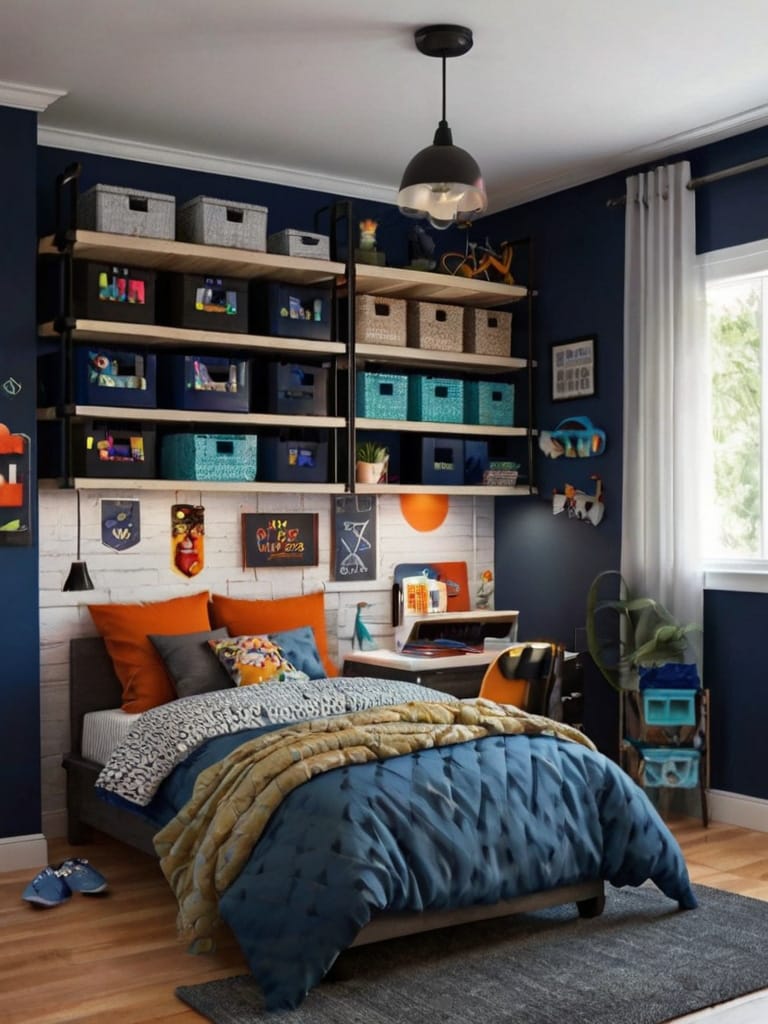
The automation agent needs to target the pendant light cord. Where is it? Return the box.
[441,54,447,124]
[75,489,81,560]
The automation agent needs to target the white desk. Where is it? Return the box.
[342,647,498,699]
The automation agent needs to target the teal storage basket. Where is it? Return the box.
[642,748,700,789]
[464,380,515,426]
[161,433,257,482]
[356,371,409,420]
[409,375,464,423]
[642,688,697,726]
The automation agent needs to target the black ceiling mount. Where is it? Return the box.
[414,25,474,60]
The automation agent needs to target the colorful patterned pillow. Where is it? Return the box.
[209,635,309,687]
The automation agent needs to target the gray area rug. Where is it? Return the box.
[176,882,768,1024]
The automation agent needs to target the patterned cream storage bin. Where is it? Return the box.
[356,295,407,346]
[407,300,463,352]
[79,184,175,239]
[176,196,268,251]
[463,307,513,356]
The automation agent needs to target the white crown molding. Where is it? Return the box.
[38,125,397,206]
[489,101,768,213]
[0,81,66,113]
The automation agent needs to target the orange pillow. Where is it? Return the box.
[88,592,212,713]
[210,591,338,676]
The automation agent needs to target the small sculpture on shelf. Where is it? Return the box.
[476,569,495,610]
[355,218,386,266]
[407,224,436,270]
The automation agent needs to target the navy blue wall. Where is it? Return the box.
[2,124,767,841]
[488,125,768,791]
[0,106,40,838]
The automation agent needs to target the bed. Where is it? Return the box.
[63,634,697,1011]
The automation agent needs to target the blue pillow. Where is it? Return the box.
[268,625,327,679]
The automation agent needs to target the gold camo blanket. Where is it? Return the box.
[154,698,595,949]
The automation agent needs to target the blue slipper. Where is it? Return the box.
[54,858,108,894]
[22,866,71,907]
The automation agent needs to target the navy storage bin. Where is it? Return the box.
[464,380,515,426]
[260,435,329,483]
[404,437,465,485]
[73,261,156,324]
[255,282,332,342]
[73,347,157,409]
[164,273,249,334]
[71,420,156,479]
[408,375,464,424]
[642,748,700,789]
[160,354,250,413]
[161,433,258,482]
[357,371,409,420]
[267,362,329,416]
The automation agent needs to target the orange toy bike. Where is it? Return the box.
[440,236,515,285]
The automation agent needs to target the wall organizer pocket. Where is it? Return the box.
[552,474,604,526]
[540,417,606,459]
[0,422,31,544]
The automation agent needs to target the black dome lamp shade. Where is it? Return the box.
[397,25,487,229]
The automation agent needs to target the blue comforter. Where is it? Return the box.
[97,683,696,1010]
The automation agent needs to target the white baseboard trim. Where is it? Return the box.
[708,789,768,833]
[0,833,48,873]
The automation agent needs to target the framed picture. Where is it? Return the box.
[551,335,596,401]
[332,494,377,581]
[241,512,318,568]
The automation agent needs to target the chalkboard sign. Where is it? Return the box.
[242,512,318,568]
[332,495,376,580]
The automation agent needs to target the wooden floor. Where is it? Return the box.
[1,818,767,1024]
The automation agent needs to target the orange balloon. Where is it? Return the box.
[399,493,449,532]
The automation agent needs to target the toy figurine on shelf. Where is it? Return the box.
[356,218,386,266]
[476,569,495,610]
[408,224,436,270]
[352,601,377,650]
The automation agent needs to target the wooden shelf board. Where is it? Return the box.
[356,343,527,373]
[356,418,527,437]
[61,478,346,494]
[351,264,527,308]
[353,483,536,496]
[38,405,344,429]
[38,320,346,356]
[38,231,345,283]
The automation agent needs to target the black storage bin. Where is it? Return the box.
[253,282,332,341]
[72,346,157,408]
[267,361,329,416]
[71,420,156,479]
[159,353,250,413]
[73,261,156,324]
[163,273,249,333]
[260,432,329,483]
[403,437,465,486]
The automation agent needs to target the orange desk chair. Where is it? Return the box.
[478,641,560,716]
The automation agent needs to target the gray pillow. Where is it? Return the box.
[268,625,327,679]
[149,628,232,698]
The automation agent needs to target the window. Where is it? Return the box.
[702,239,768,569]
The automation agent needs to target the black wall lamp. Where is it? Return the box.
[62,490,94,592]
[397,24,487,229]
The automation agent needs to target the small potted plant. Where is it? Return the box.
[356,441,388,484]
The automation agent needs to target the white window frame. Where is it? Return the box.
[699,237,768,593]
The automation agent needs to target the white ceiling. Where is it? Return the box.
[3,0,768,212]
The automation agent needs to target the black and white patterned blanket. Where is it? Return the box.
[96,676,458,807]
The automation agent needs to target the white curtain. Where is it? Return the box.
[621,160,704,631]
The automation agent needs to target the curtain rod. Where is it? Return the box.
[605,154,768,207]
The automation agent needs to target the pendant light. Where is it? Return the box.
[397,24,487,229]
[62,490,94,592]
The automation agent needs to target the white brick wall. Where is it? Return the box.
[38,488,494,838]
